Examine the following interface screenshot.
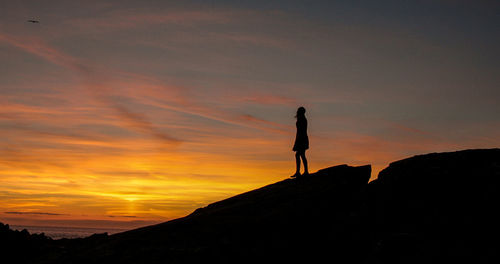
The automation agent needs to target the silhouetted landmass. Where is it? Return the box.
[0,223,52,262]
[1,149,499,263]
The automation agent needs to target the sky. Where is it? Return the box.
[0,0,499,229]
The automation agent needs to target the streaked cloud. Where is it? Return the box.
[5,211,66,216]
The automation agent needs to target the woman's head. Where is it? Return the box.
[296,106,306,118]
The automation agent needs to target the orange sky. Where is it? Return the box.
[1,1,499,229]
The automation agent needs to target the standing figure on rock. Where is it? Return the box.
[292,106,309,178]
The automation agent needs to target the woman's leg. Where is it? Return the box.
[300,151,308,175]
[295,151,301,175]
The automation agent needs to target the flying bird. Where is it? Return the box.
[27,20,39,23]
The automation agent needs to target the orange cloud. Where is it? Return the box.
[0,32,182,145]
[238,114,291,134]
[112,104,181,144]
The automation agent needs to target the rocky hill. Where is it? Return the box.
[1,149,499,263]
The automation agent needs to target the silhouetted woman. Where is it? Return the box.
[292,106,309,178]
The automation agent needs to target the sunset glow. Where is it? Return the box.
[1,1,498,229]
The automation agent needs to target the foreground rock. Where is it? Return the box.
[366,149,500,263]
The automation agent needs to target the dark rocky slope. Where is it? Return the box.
[366,149,500,263]
[1,149,499,263]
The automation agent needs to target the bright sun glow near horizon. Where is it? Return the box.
[1,1,499,229]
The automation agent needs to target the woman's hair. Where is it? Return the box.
[295,106,306,118]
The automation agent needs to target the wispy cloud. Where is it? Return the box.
[66,9,234,31]
[64,8,288,32]
[0,32,182,145]
[1,31,290,141]
[5,211,66,216]
[238,94,297,106]
[107,215,137,218]
[238,114,291,134]
[112,104,181,144]
[382,119,433,137]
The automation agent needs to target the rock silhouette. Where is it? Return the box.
[1,149,499,263]
[365,149,500,263]
[0,223,51,263]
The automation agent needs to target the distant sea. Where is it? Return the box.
[10,225,127,239]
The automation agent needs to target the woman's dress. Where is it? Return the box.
[293,117,309,151]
